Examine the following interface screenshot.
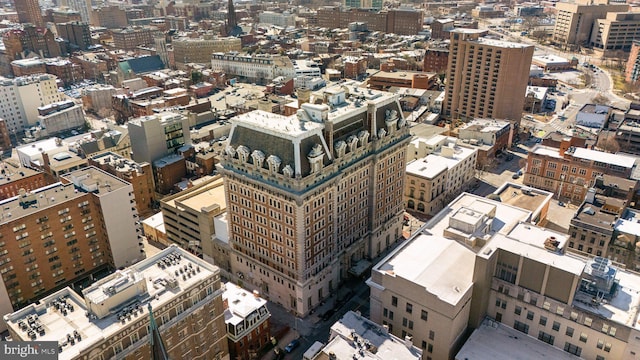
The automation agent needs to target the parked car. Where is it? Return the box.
[284,339,300,353]
[512,173,520,179]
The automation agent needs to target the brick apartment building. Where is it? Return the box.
[0,167,143,329]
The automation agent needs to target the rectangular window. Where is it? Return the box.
[406,303,413,314]
[538,331,555,345]
[421,310,428,321]
[527,311,534,320]
[429,330,435,340]
[392,296,398,307]
[579,333,587,343]
[539,316,547,326]
[552,321,560,331]
[566,327,574,337]
[514,320,529,334]
[563,342,581,356]
[515,306,522,315]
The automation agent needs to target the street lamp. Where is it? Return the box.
[557,174,566,200]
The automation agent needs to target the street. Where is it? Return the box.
[265,277,372,359]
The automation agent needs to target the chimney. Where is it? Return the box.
[585,188,596,204]
[559,137,571,157]
[297,87,311,108]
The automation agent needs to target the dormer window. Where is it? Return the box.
[307,144,324,174]
[267,155,281,174]
[237,145,250,163]
[225,145,236,158]
[358,130,369,146]
[385,109,399,135]
[251,150,265,169]
[282,164,294,178]
[347,135,358,153]
[334,140,346,158]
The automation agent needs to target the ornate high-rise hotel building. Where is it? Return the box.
[218,83,410,315]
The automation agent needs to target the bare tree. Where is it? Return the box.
[518,157,528,171]
[591,94,609,105]
[596,133,621,153]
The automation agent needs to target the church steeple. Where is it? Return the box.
[148,304,170,360]
[226,0,237,35]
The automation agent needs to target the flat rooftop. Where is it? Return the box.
[232,109,324,137]
[479,232,585,275]
[3,246,219,360]
[141,212,165,233]
[458,119,510,133]
[62,166,132,197]
[371,71,430,80]
[321,311,422,360]
[571,197,620,231]
[376,234,475,305]
[476,36,532,49]
[570,147,636,169]
[90,152,146,174]
[532,54,570,64]
[0,167,127,223]
[162,176,226,212]
[506,222,569,252]
[573,265,640,330]
[0,161,42,185]
[426,193,532,240]
[530,144,562,159]
[495,184,550,215]
[406,157,447,179]
[455,318,581,360]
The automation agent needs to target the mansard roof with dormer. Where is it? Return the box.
[221,82,409,192]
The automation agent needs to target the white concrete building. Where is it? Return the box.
[128,112,191,164]
[64,167,142,269]
[457,119,512,147]
[409,136,477,193]
[81,85,117,114]
[294,76,326,90]
[258,11,296,27]
[0,74,63,133]
[211,53,295,84]
[371,190,640,360]
[312,311,422,360]
[293,60,322,78]
[36,101,85,138]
